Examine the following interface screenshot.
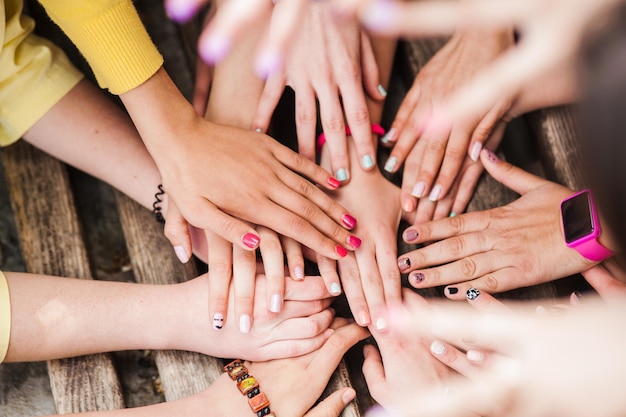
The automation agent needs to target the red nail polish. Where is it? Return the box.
[342,214,357,229]
[347,235,361,249]
[327,177,341,189]
[242,233,260,249]
[335,245,348,258]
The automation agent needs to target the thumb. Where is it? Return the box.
[480,148,547,195]
[304,388,356,417]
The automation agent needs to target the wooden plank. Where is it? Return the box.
[0,141,124,413]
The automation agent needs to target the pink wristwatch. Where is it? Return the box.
[560,189,614,262]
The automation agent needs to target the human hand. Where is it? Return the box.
[253,1,385,181]
[397,148,588,299]
[582,259,626,301]
[382,28,514,215]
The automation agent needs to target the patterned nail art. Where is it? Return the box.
[483,148,499,163]
[404,229,419,242]
[410,272,425,284]
[447,287,459,295]
[398,257,411,271]
[466,287,480,300]
[384,157,398,173]
[212,313,224,330]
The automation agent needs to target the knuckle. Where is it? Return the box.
[460,258,477,278]
[349,106,370,125]
[325,117,345,133]
[447,215,465,234]
[447,236,466,257]
[296,107,317,125]
[288,216,311,235]
[481,274,499,292]
[209,260,231,279]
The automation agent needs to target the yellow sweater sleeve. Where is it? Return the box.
[37,0,163,94]
[0,0,84,146]
[0,271,11,363]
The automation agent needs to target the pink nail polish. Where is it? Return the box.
[342,214,357,229]
[242,233,260,249]
[199,34,231,64]
[347,235,361,249]
[254,49,282,80]
[327,177,341,189]
[335,245,348,258]
[483,148,499,163]
[165,0,199,22]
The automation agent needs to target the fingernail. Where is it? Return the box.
[254,127,263,133]
[466,287,480,301]
[347,235,362,249]
[412,181,426,198]
[410,271,425,285]
[384,156,398,173]
[239,315,251,333]
[380,128,397,145]
[402,198,416,213]
[335,168,348,182]
[398,257,411,272]
[335,245,348,257]
[254,49,282,79]
[470,142,482,162]
[328,177,341,189]
[467,350,484,362]
[242,233,260,249]
[483,147,499,163]
[377,84,388,97]
[342,388,356,404]
[165,0,198,22]
[358,310,371,326]
[342,213,357,229]
[212,313,224,330]
[269,294,283,313]
[403,228,419,242]
[449,211,457,217]
[362,1,397,31]
[199,33,231,64]
[362,154,375,169]
[174,245,190,263]
[429,184,442,202]
[571,290,582,305]
[375,317,388,331]
[330,282,342,295]
[430,340,446,356]
[447,286,459,295]
[294,266,305,280]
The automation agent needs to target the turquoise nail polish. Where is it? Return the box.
[377,84,388,97]
[362,155,375,169]
[384,157,398,173]
[335,168,348,182]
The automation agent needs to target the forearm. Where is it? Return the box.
[4,272,208,362]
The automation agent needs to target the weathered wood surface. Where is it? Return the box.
[1,141,124,414]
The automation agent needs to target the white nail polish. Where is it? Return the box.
[254,127,263,133]
[375,317,388,331]
[377,84,388,97]
[380,128,397,144]
[212,313,224,330]
[269,294,283,313]
[412,182,426,198]
[430,340,446,355]
[294,266,305,280]
[429,184,442,202]
[470,142,482,162]
[239,315,251,333]
[467,350,484,362]
[330,282,342,295]
[174,245,189,263]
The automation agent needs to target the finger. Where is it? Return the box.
[271,308,335,340]
[338,254,371,326]
[233,245,257,333]
[360,32,385,101]
[303,388,356,417]
[582,263,626,299]
[193,57,214,117]
[411,127,452,202]
[294,84,319,162]
[281,235,305,281]
[207,234,232,331]
[353,246,388,331]
[318,85,350,180]
[284,275,334,300]
[390,104,431,179]
[163,202,192,264]
[399,142,425,212]
[468,100,511,161]
[361,344,387,401]
[259,327,335,360]
[308,320,371,375]
[258,227,286,313]
[317,254,343,297]
[253,71,287,133]
[376,236,403,306]
[480,147,548,195]
[430,339,484,380]
[462,287,512,315]
[401,210,490,246]
[384,80,422,148]
[442,266,530,300]
[165,0,208,23]
[413,194,437,224]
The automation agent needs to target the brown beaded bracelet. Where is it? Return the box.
[224,359,275,417]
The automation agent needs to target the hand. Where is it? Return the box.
[382,27,514,216]
[120,69,359,260]
[397,148,589,299]
[582,259,626,301]
[253,1,384,181]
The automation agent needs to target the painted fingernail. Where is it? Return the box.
[375,317,388,331]
[239,315,251,333]
[335,168,348,182]
[380,128,397,145]
[384,157,398,173]
[377,84,388,97]
[483,147,499,163]
[398,257,411,272]
[362,1,397,31]
[254,127,263,133]
[466,287,480,301]
[212,313,224,330]
[447,286,459,295]
[449,211,457,217]
[254,49,282,79]
[335,245,348,257]
[199,33,231,64]
[403,229,419,242]
[328,177,341,189]
[430,340,446,356]
[330,282,342,295]
[342,214,357,229]
[470,142,482,162]
[429,184,442,202]
[467,350,484,362]
[294,266,305,280]
[362,154,375,169]
[165,0,199,22]
[174,245,190,263]
[347,235,362,249]
[270,294,283,313]
[412,181,426,198]
[571,290,582,305]
[242,233,260,249]
[410,271,425,285]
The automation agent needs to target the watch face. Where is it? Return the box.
[562,191,595,244]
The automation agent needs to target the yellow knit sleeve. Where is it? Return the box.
[0,271,11,363]
[37,0,163,94]
[0,0,84,146]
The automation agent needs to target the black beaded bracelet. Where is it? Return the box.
[224,359,275,417]
[152,184,165,224]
